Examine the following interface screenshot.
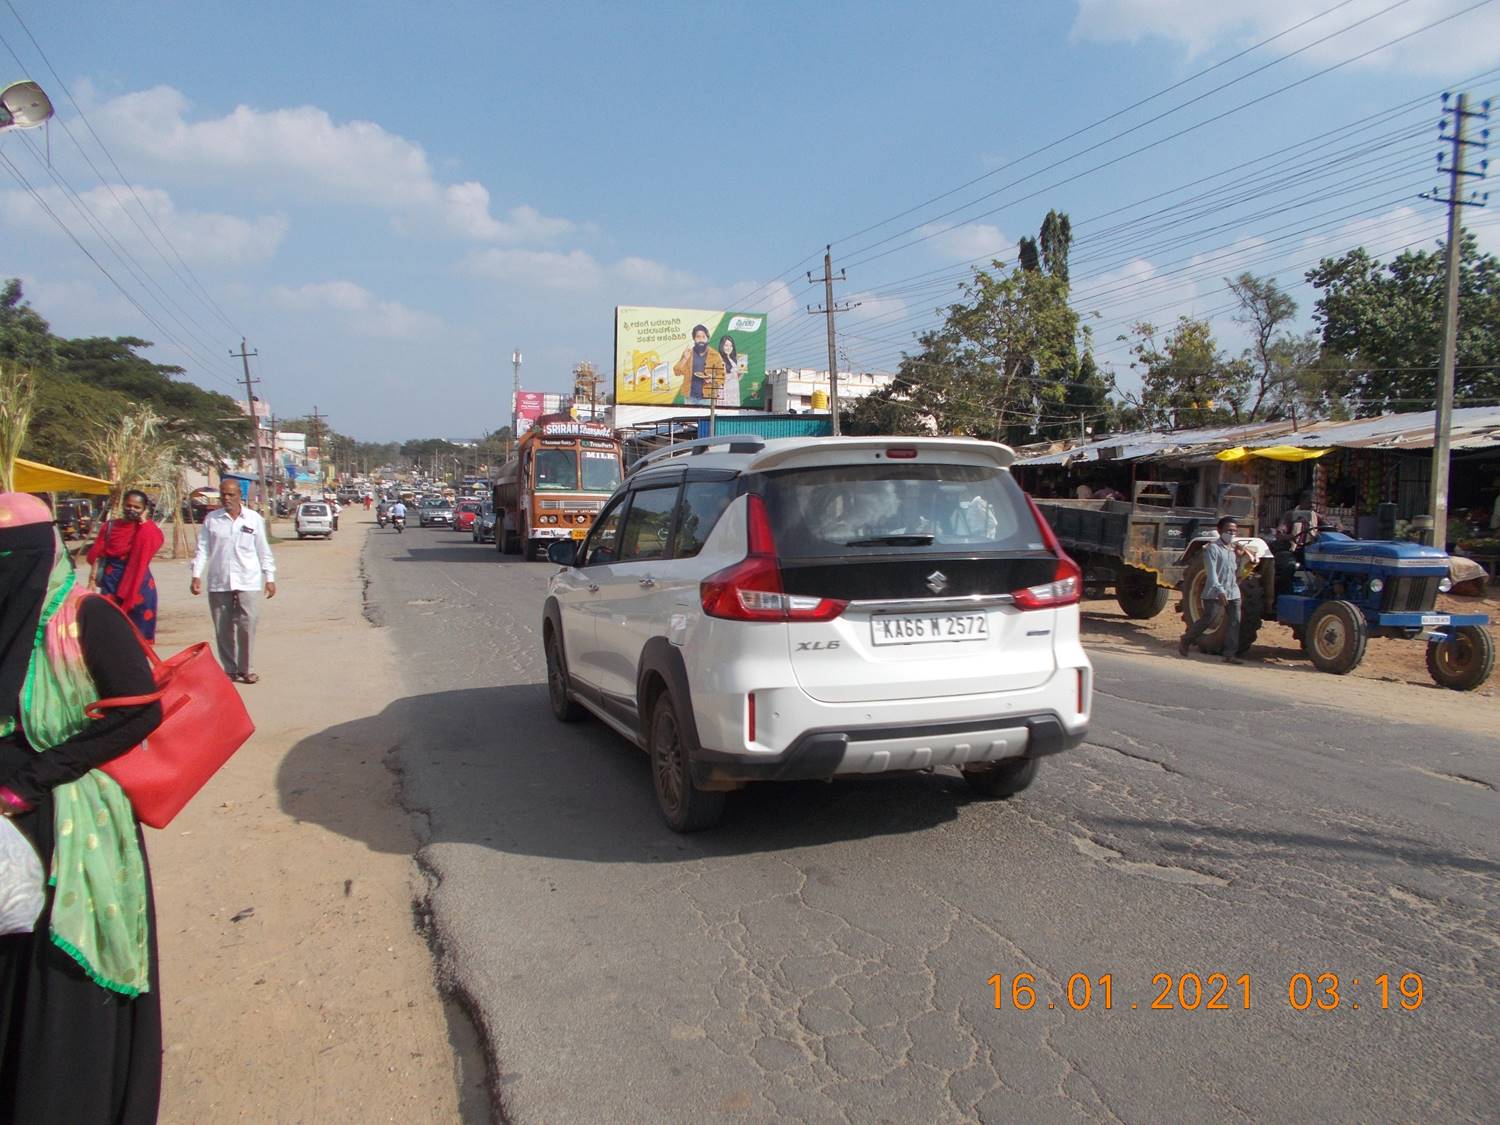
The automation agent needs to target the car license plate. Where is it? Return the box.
[570,528,587,539]
[871,612,989,646]
[1421,614,1450,626]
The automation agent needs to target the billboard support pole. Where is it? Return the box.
[511,350,522,441]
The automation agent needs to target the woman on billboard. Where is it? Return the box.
[715,336,741,407]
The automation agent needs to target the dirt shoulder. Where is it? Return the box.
[1080,589,1500,738]
[144,516,483,1121]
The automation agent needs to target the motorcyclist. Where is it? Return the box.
[390,500,407,532]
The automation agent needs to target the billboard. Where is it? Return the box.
[615,306,768,408]
[514,390,547,435]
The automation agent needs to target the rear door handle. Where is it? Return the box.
[638,577,655,588]
[587,583,600,593]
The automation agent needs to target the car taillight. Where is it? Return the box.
[700,495,847,622]
[1012,494,1082,609]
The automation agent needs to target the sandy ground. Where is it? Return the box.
[135,516,482,1123]
[1079,587,1500,735]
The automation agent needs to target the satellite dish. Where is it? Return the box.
[0,81,54,129]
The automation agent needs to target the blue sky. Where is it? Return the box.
[4,0,1500,440]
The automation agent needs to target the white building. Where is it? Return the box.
[766,368,897,413]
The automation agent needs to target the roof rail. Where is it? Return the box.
[629,433,767,475]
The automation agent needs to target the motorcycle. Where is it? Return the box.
[392,515,405,533]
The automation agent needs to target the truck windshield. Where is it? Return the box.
[581,451,622,492]
[533,448,579,491]
[763,464,1036,556]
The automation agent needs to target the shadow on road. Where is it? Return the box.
[1090,815,1500,877]
[379,539,542,566]
[277,684,968,862]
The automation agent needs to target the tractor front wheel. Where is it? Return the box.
[1304,600,1368,675]
[1426,626,1495,692]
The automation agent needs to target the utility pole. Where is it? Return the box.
[807,246,859,435]
[231,338,270,515]
[309,406,328,492]
[512,349,523,436]
[1420,92,1490,547]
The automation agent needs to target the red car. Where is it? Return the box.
[453,500,483,533]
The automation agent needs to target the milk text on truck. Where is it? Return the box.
[493,416,624,559]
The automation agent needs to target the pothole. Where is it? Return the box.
[1412,767,1494,791]
[1072,834,1228,887]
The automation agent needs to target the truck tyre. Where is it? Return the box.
[1426,625,1495,691]
[962,756,1039,800]
[649,693,726,832]
[544,628,585,722]
[1305,600,1368,674]
[1116,567,1168,619]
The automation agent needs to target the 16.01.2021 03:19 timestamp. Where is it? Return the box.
[986,972,1425,1012]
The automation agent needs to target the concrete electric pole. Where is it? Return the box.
[807,247,859,436]
[231,338,270,515]
[1420,92,1490,547]
[512,349,523,437]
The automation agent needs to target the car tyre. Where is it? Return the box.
[1304,599,1368,674]
[544,629,585,722]
[962,756,1039,799]
[649,692,725,832]
[1426,625,1495,691]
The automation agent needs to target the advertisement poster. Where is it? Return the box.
[514,391,547,434]
[615,307,769,408]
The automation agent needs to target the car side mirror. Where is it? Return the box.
[547,541,578,567]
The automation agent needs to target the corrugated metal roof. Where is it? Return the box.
[1014,407,1500,467]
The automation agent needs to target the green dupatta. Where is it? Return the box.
[15,556,150,996]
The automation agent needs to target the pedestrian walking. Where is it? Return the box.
[1179,515,1248,665]
[84,489,165,641]
[190,478,276,684]
[0,491,166,1124]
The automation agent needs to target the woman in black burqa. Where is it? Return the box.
[0,491,165,1123]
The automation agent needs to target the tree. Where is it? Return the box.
[1226,272,1298,421]
[1122,317,1236,430]
[1306,234,1500,415]
[0,280,55,371]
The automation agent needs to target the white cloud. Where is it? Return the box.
[462,248,747,305]
[91,85,575,244]
[919,221,1012,263]
[463,248,607,291]
[1,184,286,265]
[270,280,440,339]
[1071,0,1500,75]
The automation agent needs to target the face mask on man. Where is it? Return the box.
[1220,530,1235,545]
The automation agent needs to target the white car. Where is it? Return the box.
[542,435,1092,831]
[296,502,335,539]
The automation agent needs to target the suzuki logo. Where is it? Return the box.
[926,570,949,594]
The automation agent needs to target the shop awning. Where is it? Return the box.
[1216,445,1331,463]
[13,457,114,494]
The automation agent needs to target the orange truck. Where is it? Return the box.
[492,416,623,560]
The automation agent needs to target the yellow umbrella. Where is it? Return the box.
[1215,445,1330,463]
[12,457,114,494]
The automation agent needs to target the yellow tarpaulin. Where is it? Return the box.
[12,457,114,494]
[1215,445,1331,463]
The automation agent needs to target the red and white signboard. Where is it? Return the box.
[514,391,547,434]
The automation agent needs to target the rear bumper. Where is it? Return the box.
[690,712,1083,786]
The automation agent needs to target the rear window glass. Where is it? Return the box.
[675,480,738,558]
[302,505,329,516]
[762,464,1036,557]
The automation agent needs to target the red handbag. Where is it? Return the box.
[85,634,256,829]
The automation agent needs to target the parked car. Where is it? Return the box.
[454,500,483,534]
[296,502,335,539]
[418,496,455,527]
[541,435,1091,831]
[473,502,497,543]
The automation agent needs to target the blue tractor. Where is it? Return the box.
[1181,529,1494,690]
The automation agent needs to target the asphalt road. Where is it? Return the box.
[333,523,1499,1123]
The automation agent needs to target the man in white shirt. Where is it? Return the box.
[191,478,277,683]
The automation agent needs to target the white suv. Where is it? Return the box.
[542,435,1091,831]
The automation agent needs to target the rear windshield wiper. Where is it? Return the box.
[844,535,935,546]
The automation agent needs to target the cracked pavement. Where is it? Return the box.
[343,529,1499,1123]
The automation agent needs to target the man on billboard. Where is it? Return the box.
[673,324,726,404]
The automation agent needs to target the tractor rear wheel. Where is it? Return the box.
[1183,555,1265,655]
[1304,600,1368,675]
[1426,626,1495,691]
[1116,567,1169,619]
